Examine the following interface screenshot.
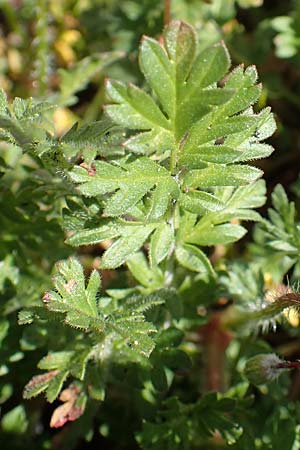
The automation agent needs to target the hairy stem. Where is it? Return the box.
[34,0,50,96]
[222,292,300,330]
[276,361,300,369]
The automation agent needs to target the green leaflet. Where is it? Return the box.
[46,371,69,403]
[69,157,179,218]
[105,22,274,167]
[66,221,162,269]
[187,223,247,246]
[23,370,63,400]
[149,223,175,266]
[105,80,171,130]
[175,245,214,274]
[0,89,9,115]
[127,252,164,289]
[183,165,263,188]
[109,316,157,357]
[38,351,74,371]
[179,143,274,166]
[179,191,225,214]
[211,181,266,223]
[178,181,266,247]
[100,223,156,269]
[65,219,122,246]
[106,25,232,156]
[0,93,52,150]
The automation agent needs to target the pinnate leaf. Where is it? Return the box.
[66,20,275,272]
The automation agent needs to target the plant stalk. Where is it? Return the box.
[199,314,232,392]
[222,292,300,330]
[34,0,50,96]
[164,0,171,26]
[276,361,300,369]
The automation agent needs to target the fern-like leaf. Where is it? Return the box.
[66,20,275,270]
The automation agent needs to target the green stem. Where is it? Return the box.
[1,3,22,35]
[82,77,106,124]
[164,206,177,288]
[169,146,177,175]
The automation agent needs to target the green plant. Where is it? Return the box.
[1,4,300,450]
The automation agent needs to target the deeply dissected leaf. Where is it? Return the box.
[67,20,274,272]
[106,22,274,175]
[21,256,163,405]
[42,258,103,331]
[252,184,300,277]
[39,258,159,357]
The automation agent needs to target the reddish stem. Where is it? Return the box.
[199,315,232,392]
[276,361,300,369]
[164,0,171,25]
